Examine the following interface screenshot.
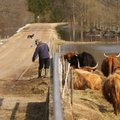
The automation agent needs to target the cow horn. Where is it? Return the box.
[91,62,98,70]
[104,53,108,58]
[116,53,120,57]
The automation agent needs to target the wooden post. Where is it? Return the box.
[62,63,70,98]
[70,69,73,105]
[67,68,71,103]
[58,57,63,92]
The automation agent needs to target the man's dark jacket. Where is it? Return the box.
[32,42,49,62]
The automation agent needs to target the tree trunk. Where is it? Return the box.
[80,19,84,41]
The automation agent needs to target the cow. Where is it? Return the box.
[27,34,34,39]
[77,52,97,67]
[63,52,78,68]
[73,68,102,90]
[63,51,97,69]
[102,70,120,115]
[101,53,120,77]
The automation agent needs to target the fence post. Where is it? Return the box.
[70,68,73,105]
[62,63,70,98]
[53,53,63,120]
[58,57,63,92]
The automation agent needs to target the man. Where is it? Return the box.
[32,39,50,78]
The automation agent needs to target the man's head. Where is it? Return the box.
[35,39,43,45]
[35,39,39,45]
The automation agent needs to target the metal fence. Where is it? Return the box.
[53,53,63,120]
[53,52,74,120]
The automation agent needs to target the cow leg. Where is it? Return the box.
[118,103,120,113]
[113,102,118,115]
[116,102,120,115]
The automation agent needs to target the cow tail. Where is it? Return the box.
[109,58,113,75]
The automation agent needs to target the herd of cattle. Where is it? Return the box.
[62,51,120,115]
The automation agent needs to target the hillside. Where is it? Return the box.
[0,0,120,39]
[0,0,34,38]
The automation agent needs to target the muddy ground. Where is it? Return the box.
[0,61,49,120]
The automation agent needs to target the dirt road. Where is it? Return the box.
[0,23,63,120]
[0,23,61,80]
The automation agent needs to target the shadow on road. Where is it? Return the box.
[25,102,47,120]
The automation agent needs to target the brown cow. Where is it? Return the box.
[73,68,102,90]
[102,70,120,115]
[63,51,98,69]
[64,52,76,61]
[101,53,120,77]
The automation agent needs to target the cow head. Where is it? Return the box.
[64,52,76,62]
[104,53,120,58]
[63,52,78,68]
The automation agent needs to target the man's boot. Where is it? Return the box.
[44,69,49,78]
[38,69,42,78]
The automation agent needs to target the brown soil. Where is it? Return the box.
[0,61,49,120]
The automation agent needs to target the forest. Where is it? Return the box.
[28,0,120,41]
